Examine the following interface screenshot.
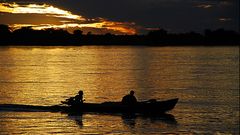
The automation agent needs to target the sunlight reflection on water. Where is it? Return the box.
[0,46,239,134]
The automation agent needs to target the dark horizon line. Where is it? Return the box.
[0,24,240,46]
[1,24,240,35]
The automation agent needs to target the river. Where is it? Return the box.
[0,46,239,134]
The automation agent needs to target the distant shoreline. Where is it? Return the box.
[0,44,239,47]
[1,24,239,46]
[1,35,239,46]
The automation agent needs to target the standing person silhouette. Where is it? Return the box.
[121,90,137,105]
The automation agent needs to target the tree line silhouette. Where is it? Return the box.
[0,24,239,46]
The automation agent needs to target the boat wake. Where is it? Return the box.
[0,104,57,112]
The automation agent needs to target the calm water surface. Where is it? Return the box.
[0,46,239,134]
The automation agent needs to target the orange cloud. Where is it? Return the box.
[0,2,137,34]
[0,3,85,20]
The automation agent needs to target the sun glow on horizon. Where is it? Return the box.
[10,21,136,35]
[0,2,137,34]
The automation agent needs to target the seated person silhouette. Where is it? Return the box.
[121,90,137,105]
[63,90,84,106]
[74,90,84,104]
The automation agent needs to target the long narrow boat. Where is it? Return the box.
[0,98,178,114]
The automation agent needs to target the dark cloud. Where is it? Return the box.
[1,0,239,33]
[51,0,239,32]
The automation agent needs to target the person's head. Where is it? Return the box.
[130,90,135,95]
[78,90,83,95]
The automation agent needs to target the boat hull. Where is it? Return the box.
[0,98,179,114]
[61,98,179,114]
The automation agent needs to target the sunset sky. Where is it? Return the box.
[0,0,239,34]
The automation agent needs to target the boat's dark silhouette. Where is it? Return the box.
[0,98,178,114]
[0,24,239,46]
[60,98,179,114]
[0,97,178,128]
[0,101,178,128]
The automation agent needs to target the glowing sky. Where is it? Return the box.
[0,2,137,34]
[0,0,239,34]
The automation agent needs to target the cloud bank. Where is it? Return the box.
[0,0,238,33]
